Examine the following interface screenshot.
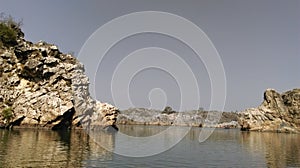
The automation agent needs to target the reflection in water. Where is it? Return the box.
[119,125,168,137]
[118,126,300,167]
[240,131,300,168]
[0,126,299,167]
[115,125,191,157]
[0,129,114,167]
[116,126,267,167]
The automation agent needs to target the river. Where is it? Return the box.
[0,125,299,167]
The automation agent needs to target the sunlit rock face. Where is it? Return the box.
[238,88,300,133]
[0,27,119,130]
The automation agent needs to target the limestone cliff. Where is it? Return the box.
[0,25,119,130]
[238,88,300,133]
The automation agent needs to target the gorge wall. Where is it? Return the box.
[1,21,299,133]
[0,25,119,130]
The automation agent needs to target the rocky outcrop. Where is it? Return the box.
[238,88,300,133]
[0,26,119,130]
[117,107,239,128]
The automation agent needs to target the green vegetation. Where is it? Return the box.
[0,13,22,48]
[2,107,14,122]
[161,106,176,114]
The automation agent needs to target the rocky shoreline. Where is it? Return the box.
[0,20,299,133]
[116,88,300,133]
[117,107,239,128]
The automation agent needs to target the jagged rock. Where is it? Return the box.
[238,88,300,133]
[0,27,119,130]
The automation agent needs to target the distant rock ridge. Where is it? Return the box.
[0,25,119,130]
[117,107,239,128]
[238,88,300,133]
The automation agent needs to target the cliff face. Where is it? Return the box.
[238,88,300,133]
[0,27,119,130]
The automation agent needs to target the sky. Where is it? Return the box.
[1,0,299,111]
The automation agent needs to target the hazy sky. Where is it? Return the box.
[1,0,299,111]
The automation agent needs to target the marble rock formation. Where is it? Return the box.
[117,107,239,128]
[238,88,300,133]
[0,25,119,130]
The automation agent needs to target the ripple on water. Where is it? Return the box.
[0,127,299,167]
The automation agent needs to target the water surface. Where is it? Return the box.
[0,126,299,167]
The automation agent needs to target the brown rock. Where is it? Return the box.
[238,88,300,133]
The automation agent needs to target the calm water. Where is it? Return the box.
[0,126,299,168]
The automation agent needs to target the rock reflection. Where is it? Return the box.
[0,129,115,167]
[240,131,300,167]
[185,127,241,142]
[116,125,191,157]
[118,125,169,137]
[119,126,241,143]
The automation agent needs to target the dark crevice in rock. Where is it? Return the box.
[51,107,76,130]
[7,116,25,129]
[14,49,32,64]
[42,72,55,80]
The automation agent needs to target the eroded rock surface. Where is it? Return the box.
[238,88,300,133]
[0,27,119,130]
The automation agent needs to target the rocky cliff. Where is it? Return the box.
[0,24,119,130]
[238,88,300,133]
